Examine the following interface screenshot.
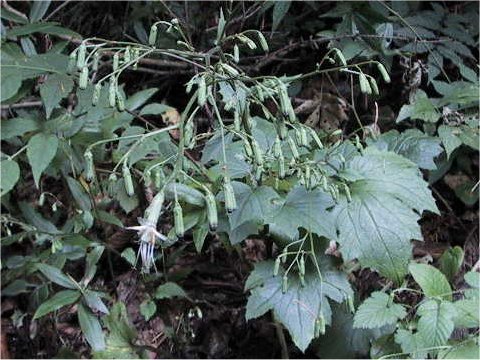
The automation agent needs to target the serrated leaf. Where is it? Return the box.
[228,182,281,229]
[39,73,74,119]
[155,282,187,300]
[1,159,20,196]
[36,263,77,289]
[438,246,464,282]
[353,292,407,329]
[33,290,80,319]
[334,148,438,283]
[266,186,336,241]
[394,329,428,359]
[439,338,480,359]
[27,133,58,187]
[246,258,352,352]
[396,90,440,123]
[417,299,455,347]
[409,263,452,301]
[452,298,479,328]
[78,303,105,351]
[140,300,156,321]
[368,129,442,170]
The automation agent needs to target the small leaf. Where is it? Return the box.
[1,68,22,101]
[417,299,455,347]
[438,246,464,282]
[120,248,136,266]
[78,303,105,351]
[36,263,77,289]
[94,210,124,227]
[139,103,172,116]
[353,292,407,329]
[409,263,452,301]
[272,0,291,31]
[154,282,187,300]
[83,290,109,314]
[82,245,104,286]
[1,159,20,196]
[66,176,91,211]
[396,90,440,123]
[27,133,58,187]
[39,73,74,119]
[139,300,156,321]
[33,290,80,319]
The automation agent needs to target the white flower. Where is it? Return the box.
[126,217,167,273]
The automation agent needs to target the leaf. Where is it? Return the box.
[139,103,172,116]
[396,90,440,123]
[417,299,455,347]
[66,176,91,211]
[39,73,74,119]
[394,329,428,358]
[333,148,438,283]
[228,182,281,229]
[164,182,205,207]
[6,22,80,38]
[94,210,123,227]
[139,300,157,321]
[0,117,39,140]
[438,338,480,359]
[409,263,452,301]
[154,282,187,300]
[125,88,158,110]
[78,303,105,351]
[272,0,291,31]
[120,248,136,266]
[246,257,353,352]
[29,0,51,22]
[1,159,20,196]
[83,290,109,314]
[438,125,463,158]
[353,292,407,329]
[82,245,105,286]
[33,290,80,319]
[367,129,443,170]
[192,222,209,253]
[452,298,479,328]
[1,68,22,101]
[93,302,138,359]
[266,186,336,241]
[114,179,139,214]
[36,263,77,289]
[27,133,58,187]
[438,247,464,282]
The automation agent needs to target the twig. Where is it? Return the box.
[1,100,42,110]
[44,0,73,21]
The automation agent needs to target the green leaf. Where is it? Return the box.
[94,210,123,227]
[246,258,352,352]
[154,282,187,300]
[39,73,74,119]
[409,263,452,301]
[164,182,205,207]
[1,159,20,196]
[452,298,479,328]
[367,129,442,170]
[228,182,281,229]
[6,22,80,38]
[93,302,138,359]
[82,245,104,286]
[29,0,51,22]
[394,329,428,359]
[266,186,336,241]
[353,292,407,329]
[19,201,59,234]
[396,90,440,123]
[272,0,291,31]
[438,246,464,282]
[27,133,58,187]
[125,88,158,110]
[36,263,77,289]
[192,222,209,253]
[114,179,139,214]
[0,117,39,140]
[417,299,455,347]
[78,303,105,351]
[438,338,480,359]
[33,290,80,319]
[139,300,157,321]
[66,176,91,211]
[464,271,479,289]
[139,103,172,116]
[438,125,463,158]
[120,248,136,266]
[0,68,22,101]
[83,290,109,314]
[334,148,438,283]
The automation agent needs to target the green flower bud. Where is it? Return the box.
[174,200,184,238]
[79,66,88,89]
[377,62,391,83]
[148,24,158,46]
[122,163,134,196]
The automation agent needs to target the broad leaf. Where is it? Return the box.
[394,329,428,359]
[353,292,407,329]
[334,148,438,283]
[36,263,77,289]
[140,300,157,321]
[155,282,187,300]
[396,90,440,123]
[27,132,58,187]
[39,73,74,118]
[409,263,452,301]
[266,186,336,241]
[417,299,455,347]
[33,290,80,319]
[452,298,479,328]
[246,257,352,352]
[438,338,480,359]
[368,129,442,170]
[0,117,39,140]
[1,159,20,196]
[438,246,464,282]
[78,304,105,351]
